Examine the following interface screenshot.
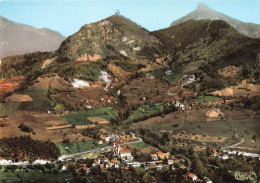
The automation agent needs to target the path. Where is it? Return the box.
[220,134,244,150]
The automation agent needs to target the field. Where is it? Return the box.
[52,81,112,110]
[0,111,89,143]
[56,140,109,156]
[0,167,74,183]
[150,66,185,84]
[133,115,259,149]
[125,103,166,123]
[61,107,117,126]
[192,95,219,102]
[131,141,150,149]
[17,87,52,111]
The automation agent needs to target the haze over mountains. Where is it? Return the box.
[171,3,260,38]
[0,16,66,59]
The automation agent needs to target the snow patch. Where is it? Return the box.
[122,36,128,42]
[133,47,141,51]
[120,50,128,57]
[71,79,90,88]
[127,40,135,44]
[99,71,111,88]
[165,70,172,75]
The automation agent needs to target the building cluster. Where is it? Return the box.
[97,131,136,145]
[212,148,229,160]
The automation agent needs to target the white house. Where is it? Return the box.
[188,173,198,181]
[113,144,133,162]
[33,159,50,165]
[0,158,12,165]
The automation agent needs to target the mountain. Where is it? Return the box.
[170,3,260,38]
[0,16,66,59]
[56,15,163,62]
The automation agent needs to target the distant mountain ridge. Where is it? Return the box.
[171,3,260,38]
[0,16,66,59]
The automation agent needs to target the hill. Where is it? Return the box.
[0,16,65,59]
[56,15,163,62]
[153,19,260,67]
[170,3,260,38]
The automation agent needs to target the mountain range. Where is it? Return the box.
[0,16,66,59]
[171,3,260,38]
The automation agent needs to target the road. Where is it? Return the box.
[220,133,244,150]
[58,137,142,161]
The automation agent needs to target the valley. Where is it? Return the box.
[0,5,259,183]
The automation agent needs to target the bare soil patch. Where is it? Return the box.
[53,82,113,109]
[121,76,171,105]
[5,94,33,102]
[34,75,70,89]
[0,111,89,143]
[0,76,24,98]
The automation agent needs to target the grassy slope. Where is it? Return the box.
[56,140,109,156]
[192,96,219,102]
[132,141,150,149]
[125,103,166,123]
[61,107,117,126]
[0,168,74,182]
[150,66,185,84]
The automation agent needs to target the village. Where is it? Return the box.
[0,126,242,183]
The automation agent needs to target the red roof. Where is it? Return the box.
[120,149,131,154]
[82,166,88,171]
[110,159,117,163]
[157,151,164,155]
[188,173,196,178]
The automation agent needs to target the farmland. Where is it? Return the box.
[61,107,118,126]
[150,66,185,84]
[131,141,150,149]
[133,118,259,149]
[125,103,167,123]
[56,140,109,156]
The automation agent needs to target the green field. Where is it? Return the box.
[132,141,150,149]
[0,167,74,183]
[56,140,109,156]
[192,95,219,102]
[150,66,185,84]
[125,103,166,123]
[61,107,118,126]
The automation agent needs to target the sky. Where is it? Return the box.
[0,0,259,37]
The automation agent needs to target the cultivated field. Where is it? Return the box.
[56,140,109,156]
[61,107,117,126]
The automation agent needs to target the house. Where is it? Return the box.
[211,148,218,156]
[110,159,119,168]
[33,159,50,165]
[168,159,174,165]
[0,158,12,165]
[113,144,133,162]
[220,154,229,160]
[98,140,104,144]
[204,177,213,183]
[188,173,198,181]
[61,165,67,171]
[156,151,170,159]
[151,154,158,161]
[80,165,91,174]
